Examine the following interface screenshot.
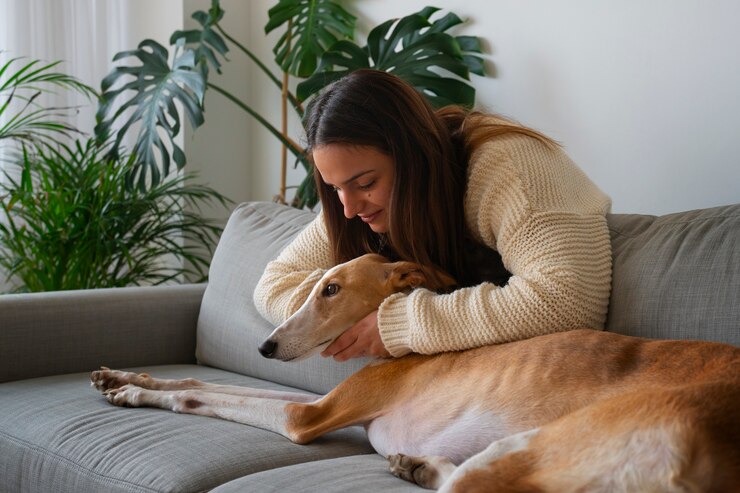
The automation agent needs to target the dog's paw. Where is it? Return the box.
[104,384,144,407]
[388,454,455,490]
[388,454,433,487]
[91,367,149,393]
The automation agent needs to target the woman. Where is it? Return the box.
[254,69,612,362]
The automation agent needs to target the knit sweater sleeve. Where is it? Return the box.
[378,134,613,357]
[253,212,333,325]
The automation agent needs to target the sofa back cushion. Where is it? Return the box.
[198,201,739,394]
[196,202,368,395]
[605,204,740,345]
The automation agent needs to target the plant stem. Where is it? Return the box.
[207,82,305,157]
[279,18,292,204]
[280,69,289,203]
[215,25,304,116]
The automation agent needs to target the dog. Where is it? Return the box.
[92,253,740,492]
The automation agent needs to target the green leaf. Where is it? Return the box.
[0,55,96,149]
[0,57,95,97]
[94,39,206,189]
[291,165,318,209]
[170,2,229,77]
[266,0,356,78]
[297,7,487,107]
[456,36,486,76]
[0,138,232,292]
[294,40,368,100]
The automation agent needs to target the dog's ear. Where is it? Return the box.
[385,262,457,293]
[385,261,427,291]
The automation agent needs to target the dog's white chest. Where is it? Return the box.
[366,404,512,464]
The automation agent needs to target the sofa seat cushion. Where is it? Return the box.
[0,365,373,493]
[211,454,425,492]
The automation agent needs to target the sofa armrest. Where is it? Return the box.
[0,284,206,383]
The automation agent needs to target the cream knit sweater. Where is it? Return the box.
[254,132,613,357]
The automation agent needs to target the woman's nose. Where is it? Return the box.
[341,191,362,219]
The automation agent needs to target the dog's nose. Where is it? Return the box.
[258,339,278,359]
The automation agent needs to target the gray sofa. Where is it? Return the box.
[1,201,738,493]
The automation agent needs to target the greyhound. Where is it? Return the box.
[92,253,740,492]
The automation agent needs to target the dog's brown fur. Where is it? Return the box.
[92,254,740,492]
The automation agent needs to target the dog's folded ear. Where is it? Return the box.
[385,261,457,293]
[386,261,426,291]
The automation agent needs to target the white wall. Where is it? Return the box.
[0,0,184,147]
[182,1,252,224]
[200,0,740,215]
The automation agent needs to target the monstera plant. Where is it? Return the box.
[297,6,485,106]
[95,0,487,207]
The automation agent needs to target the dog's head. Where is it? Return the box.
[258,253,455,362]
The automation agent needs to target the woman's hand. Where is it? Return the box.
[321,310,391,361]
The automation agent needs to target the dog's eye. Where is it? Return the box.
[322,283,340,297]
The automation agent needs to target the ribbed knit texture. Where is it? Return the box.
[253,212,333,323]
[254,132,613,356]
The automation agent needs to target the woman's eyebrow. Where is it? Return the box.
[326,170,373,187]
[342,170,373,185]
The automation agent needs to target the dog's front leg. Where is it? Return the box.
[105,385,310,441]
[91,367,317,403]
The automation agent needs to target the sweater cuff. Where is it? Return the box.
[378,292,413,357]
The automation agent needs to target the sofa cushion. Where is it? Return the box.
[606,204,740,345]
[196,202,370,395]
[211,454,424,493]
[198,201,739,398]
[0,365,373,493]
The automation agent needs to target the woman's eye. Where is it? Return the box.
[331,185,340,192]
[322,283,340,297]
[358,180,375,190]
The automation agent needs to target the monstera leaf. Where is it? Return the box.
[170,1,229,77]
[95,1,228,190]
[297,7,485,107]
[95,40,206,190]
[266,0,356,77]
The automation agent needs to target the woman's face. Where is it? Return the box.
[313,144,395,233]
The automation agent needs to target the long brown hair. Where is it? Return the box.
[304,69,555,285]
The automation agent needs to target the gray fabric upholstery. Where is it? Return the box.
[0,284,206,383]
[3,200,738,492]
[211,454,424,493]
[606,204,740,345]
[196,202,370,395]
[0,365,373,493]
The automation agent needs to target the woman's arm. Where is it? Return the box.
[253,213,333,325]
[377,135,613,356]
[378,212,612,355]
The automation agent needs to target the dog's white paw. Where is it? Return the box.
[389,454,456,490]
[104,384,144,407]
[91,367,150,393]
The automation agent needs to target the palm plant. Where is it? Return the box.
[0,55,96,151]
[0,139,230,293]
[95,0,487,207]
